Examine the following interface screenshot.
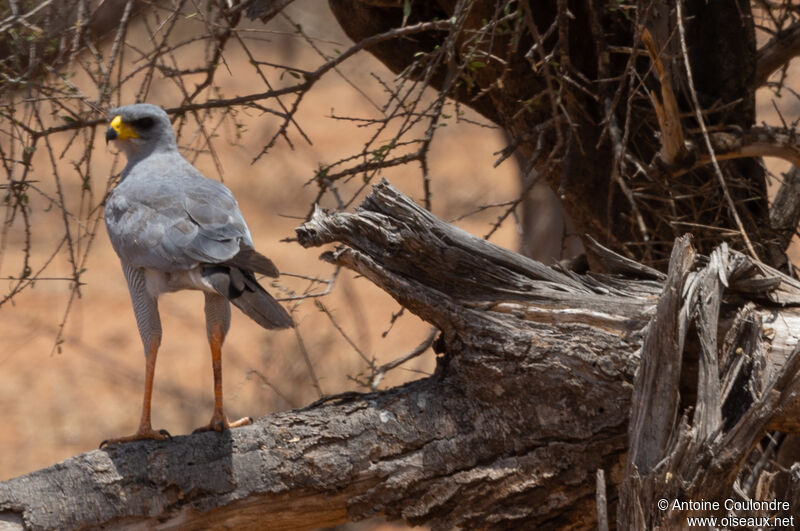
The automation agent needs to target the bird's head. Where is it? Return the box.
[106,103,177,157]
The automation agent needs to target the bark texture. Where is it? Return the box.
[2,181,800,529]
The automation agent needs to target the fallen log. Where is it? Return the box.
[1,180,799,529]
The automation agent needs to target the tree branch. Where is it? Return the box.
[239,0,296,22]
[770,166,800,252]
[642,28,689,166]
[755,19,800,88]
[670,126,800,177]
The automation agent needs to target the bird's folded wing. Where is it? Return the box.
[106,174,253,271]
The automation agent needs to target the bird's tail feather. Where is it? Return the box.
[203,265,293,329]
[225,247,279,277]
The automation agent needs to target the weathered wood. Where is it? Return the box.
[1,375,627,530]
[619,234,800,528]
[2,181,800,529]
[770,166,800,253]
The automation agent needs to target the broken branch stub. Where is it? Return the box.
[300,180,800,528]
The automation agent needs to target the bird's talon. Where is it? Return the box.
[231,416,253,428]
[99,427,171,447]
[193,415,251,434]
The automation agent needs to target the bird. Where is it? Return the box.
[102,103,293,446]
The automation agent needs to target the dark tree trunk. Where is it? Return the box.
[327,0,787,270]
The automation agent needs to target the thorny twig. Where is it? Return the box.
[367,328,437,390]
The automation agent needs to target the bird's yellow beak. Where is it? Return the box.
[106,115,139,143]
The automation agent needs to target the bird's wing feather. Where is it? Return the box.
[177,177,251,263]
[106,155,253,271]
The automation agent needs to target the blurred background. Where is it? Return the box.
[1,1,799,529]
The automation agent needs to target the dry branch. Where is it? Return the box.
[241,0,296,22]
[693,127,800,172]
[769,167,800,252]
[2,181,800,529]
[642,28,688,166]
[661,126,800,180]
[755,19,800,88]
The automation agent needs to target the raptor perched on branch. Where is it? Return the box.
[103,103,293,445]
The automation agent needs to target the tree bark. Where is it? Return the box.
[2,181,800,529]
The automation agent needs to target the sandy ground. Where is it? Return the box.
[1,4,798,530]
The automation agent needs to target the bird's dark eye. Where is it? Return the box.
[132,117,155,130]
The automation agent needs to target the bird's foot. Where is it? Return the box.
[192,414,252,434]
[100,427,172,448]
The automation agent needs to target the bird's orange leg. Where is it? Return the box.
[193,324,252,433]
[100,338,171,447]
